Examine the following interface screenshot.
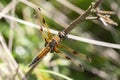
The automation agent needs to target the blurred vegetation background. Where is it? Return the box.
[0,0,120,80]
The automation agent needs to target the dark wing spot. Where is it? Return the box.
[38,8,41,11]
[72,51,78,54]
[42,18,46,24]
[40,27,43,31]
[65,56,71,60]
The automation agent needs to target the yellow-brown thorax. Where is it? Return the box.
[37,35,60,58]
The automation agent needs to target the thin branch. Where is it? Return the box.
[67,34,120,49]
[57,0,120,45]
[0,34,26,80]
[63,0,105,34]
[8,0,17,51]
[0,0,16,19]
[0,13,120,49]
[94,0,104,8]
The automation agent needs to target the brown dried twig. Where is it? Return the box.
[86,7,118,26]
[63,0,105,35]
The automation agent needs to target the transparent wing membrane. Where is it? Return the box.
[57,44,91,63]
[37,8,52,40]
[54,47,84,71]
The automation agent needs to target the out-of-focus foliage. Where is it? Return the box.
[0,0,120,80]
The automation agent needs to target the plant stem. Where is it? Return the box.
[63,0,104,35]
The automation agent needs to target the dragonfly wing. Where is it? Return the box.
[37,8,52,40]
[57,44,91,63]
[54,47,84,71]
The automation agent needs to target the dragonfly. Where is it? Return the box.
[29,8,91,69]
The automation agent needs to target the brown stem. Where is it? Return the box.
[63,0,104,35]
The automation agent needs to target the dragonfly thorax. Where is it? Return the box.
[48,36,60,52]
